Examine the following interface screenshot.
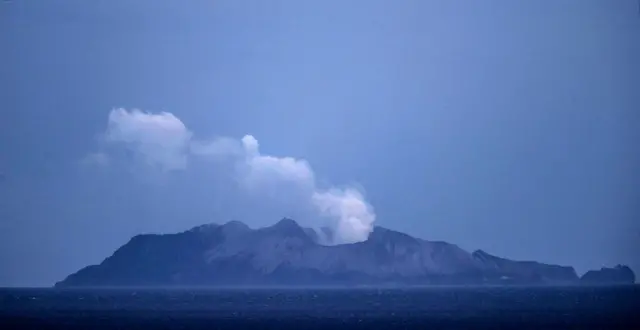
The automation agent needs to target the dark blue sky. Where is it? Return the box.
[1,0,639,286]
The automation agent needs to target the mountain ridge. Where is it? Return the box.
[55,219,635,287]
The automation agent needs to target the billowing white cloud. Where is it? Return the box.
[105,108,192,171]
[190,136,244,159]
[240,135,315,189]
[312,188,376,243]
[91,108,376,244]
[241,135,259,156]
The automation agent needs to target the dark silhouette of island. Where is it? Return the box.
[581,265,636,284]
[55,219,635,287]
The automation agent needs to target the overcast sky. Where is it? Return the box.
[1,0,639,287]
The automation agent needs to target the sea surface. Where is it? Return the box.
[1,285,638,329]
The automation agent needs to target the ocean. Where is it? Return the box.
[1,285,638,329]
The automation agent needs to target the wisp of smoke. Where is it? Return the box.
[99,108,376,244]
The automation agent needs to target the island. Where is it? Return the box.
[55,218,635,287]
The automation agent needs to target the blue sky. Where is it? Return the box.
[1,0,639,286]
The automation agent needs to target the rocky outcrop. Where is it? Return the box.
[580,265,636,285]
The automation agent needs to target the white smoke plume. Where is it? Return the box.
[105,108,192,171]
[312,189,376,244]
[97,108,376,244]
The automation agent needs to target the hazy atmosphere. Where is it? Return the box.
[1,0,639,287]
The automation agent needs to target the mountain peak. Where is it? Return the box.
[265,218,310,239]
[220,220,250,237]
[222,220,249,229]
[273,218,301,229]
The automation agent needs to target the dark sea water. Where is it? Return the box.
[1,286,638,329]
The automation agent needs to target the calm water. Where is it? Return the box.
[1,286,638,329]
